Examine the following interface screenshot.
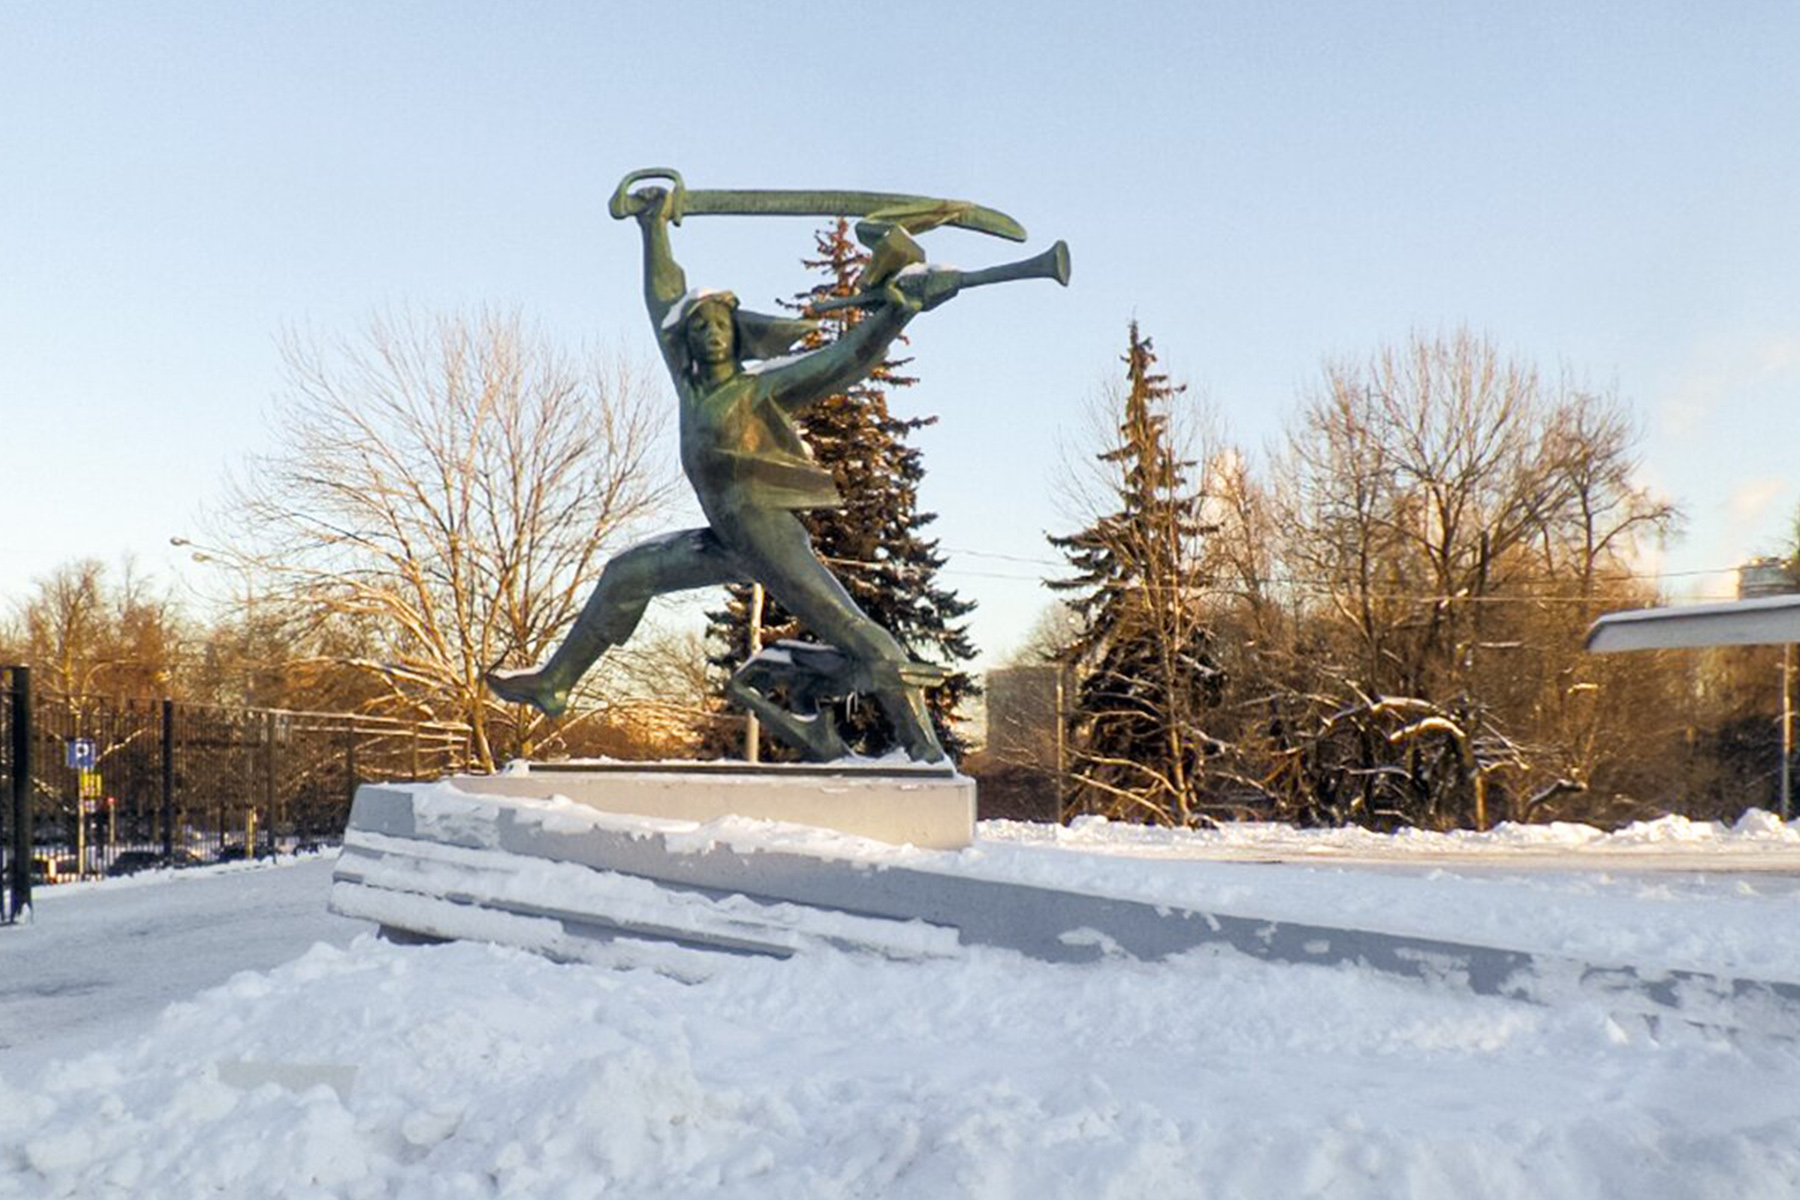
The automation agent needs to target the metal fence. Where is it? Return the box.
[0,666,470,898]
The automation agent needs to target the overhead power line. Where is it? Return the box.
[934,544,1752,604]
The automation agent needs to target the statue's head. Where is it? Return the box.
[663,287,816,384]
[683,294,739,372]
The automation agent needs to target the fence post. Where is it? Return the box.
[344,726,358,814]
[160,697,175,861]
[263,710,277,851]
[7,666,32,920]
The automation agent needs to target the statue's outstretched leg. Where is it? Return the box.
[487,528,741,717]
[868,685,946,763]
[715,506,947,762]
[859,659,952,762]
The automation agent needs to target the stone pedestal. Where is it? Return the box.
[448,760,975,851]
[328,767,1800,1038]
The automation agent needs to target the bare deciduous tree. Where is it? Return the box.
[1259,329,1682,826]
[217,309,672,768]
[10,558,187,699]
[1000,603,1086,669]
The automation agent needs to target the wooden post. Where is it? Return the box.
[1782,645,1794,822]
[745,583,766,764]
[344,727,358,814]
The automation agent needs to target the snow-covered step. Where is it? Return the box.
[332,779,1800,1041]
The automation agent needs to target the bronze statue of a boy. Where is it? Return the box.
[489,184,950,760]
[490,171,1066,762]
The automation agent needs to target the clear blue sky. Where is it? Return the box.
[4,2,1798,666]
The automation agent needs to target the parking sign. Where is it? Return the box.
[67,738,96,770]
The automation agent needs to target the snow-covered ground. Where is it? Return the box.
[967,812,1800,981]
[2,818,1798,1198]
[995,807,1800,865]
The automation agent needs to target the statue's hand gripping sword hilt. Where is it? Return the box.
[609,167,687,224]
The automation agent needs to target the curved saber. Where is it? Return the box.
[609,167,1028,242]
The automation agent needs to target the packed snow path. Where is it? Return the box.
[0,855,367,1082]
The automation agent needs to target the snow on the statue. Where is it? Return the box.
[2,815,1798,1198]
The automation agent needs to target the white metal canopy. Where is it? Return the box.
[1584,594,1800,653]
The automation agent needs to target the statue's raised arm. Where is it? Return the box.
[756,277,919,414]
[609,169,694,336]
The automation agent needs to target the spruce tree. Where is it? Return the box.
[1048,322,1225,823]
[704,220,978,759]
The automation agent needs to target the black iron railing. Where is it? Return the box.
[0,668,470,895]
[2,665,32,922]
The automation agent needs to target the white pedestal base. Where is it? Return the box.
[448,760,974,851]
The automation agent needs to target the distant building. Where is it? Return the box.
[977,665,1068,823]
[1738,557,1798,600]
[984,665,1067,772]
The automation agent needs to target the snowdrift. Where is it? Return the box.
[4,813,1798,1197]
